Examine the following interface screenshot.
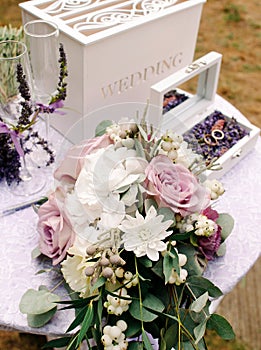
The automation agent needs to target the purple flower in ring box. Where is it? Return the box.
[37,187,76,265]
[145,154,210,217]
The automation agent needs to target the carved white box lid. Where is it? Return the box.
[20,0,201,44]
[20,0,206,143]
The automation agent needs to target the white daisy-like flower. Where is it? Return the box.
[119,206,173,261]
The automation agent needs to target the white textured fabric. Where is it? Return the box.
[0,96,260,336]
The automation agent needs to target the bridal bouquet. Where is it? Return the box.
[20,116,235,349]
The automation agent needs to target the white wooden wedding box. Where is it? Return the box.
[19,0,206,143]
[149,51,260,179]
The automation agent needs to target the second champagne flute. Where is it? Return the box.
[24,19,59,165]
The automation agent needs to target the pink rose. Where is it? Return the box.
[145,155,210,216]
[54,134,112,184]
[37,187,75,265]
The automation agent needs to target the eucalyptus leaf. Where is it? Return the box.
[180,339,207,350]
[142,330,154,350]
[216,242,226,256]
[125,319,142,338]
[27,307,57,328]
[95,120,113,136]
[138,256,153,268]
[19,288,60,315]
[207,314,235,340]
[128,341,144,350]
[163,249,180,284]
[194,320,207,344]
[163,324,178,350]
[144,198,157,213]
[31,246,42,259]
[190,292,209,313]
[186,276,223,298]
[129,294,165,322]
[216,213,234,240]
[178,245,206,276]
[157,207,175,225]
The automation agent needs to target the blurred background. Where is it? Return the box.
[0,0,260,349]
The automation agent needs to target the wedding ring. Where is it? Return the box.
[211,129,224,140]
[203,134,218,146]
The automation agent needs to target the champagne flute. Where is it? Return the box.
[0,40,32,121]
[24,19,59,166]
[0,40,46,196]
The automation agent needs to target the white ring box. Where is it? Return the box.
[149,51,260,179]
[19,0,206,143]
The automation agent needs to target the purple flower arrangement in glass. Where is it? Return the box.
[0,43,68,186]
[183,110,249,164]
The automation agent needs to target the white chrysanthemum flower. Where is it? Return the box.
[119,206,173,261]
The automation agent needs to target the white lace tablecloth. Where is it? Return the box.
[0,96,260,336]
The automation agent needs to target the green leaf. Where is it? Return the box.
[128,342,144,350]
[42,336,71,348]
[142,330,154,350]
[129,294,165,322]
[216,242,226,256]
[144,198,157,213]
[31,246,41,259]
[125,319,142,338]
[95,120,113,136]
[186,276,223,298]
[134,138,146,158]
[194,320,207,344]
[27,307,57,328]
[170,231,192,241]
[190,292,209,313]
[66,306,88,332]
[163,248,180,284]
[76,302,94,347]
[207,314,235,340]
[90,276,106,293]
[178,245,207,276]
[216,213,234,240]
[19,288,60,315]
[157,207,175,225]
[163,324,178,350]
[138,256,153,268]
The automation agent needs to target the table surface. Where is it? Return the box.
[0,95,260,336]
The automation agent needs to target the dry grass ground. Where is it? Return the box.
[0,0,260,349]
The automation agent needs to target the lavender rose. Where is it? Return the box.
[54,134,112,185]
[38,187,75,265]
[145,155,210,216]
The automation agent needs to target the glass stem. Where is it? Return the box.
[18,139,32,182]
[45,113,50,141]
[20,154,32,182]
